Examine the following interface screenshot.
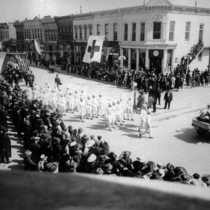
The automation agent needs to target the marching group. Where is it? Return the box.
[0,62,210,188]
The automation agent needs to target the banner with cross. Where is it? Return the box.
[83,35,105,64]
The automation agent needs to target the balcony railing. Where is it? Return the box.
[146,39,167,44]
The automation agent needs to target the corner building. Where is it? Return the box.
[73,0,210,74]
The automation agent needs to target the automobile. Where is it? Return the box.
[192,117,210,136]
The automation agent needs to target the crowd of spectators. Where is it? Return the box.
[0,63,210,188]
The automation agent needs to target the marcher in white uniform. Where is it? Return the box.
[74,90,80,112]
[139,107,153,138]
[86,96,93,119]
[138,104,148,132]
[105,103,113,131]
[59,94,66,115]
[126,97,134,121]
[111,101,117,128]
[67,92,74,113]
[97,94,105,117]
[115,100,123,125]
[79,98,86,122]
[92,95,98,118]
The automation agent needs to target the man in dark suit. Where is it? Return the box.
[54,75,62,90]
[148,86,158,113]
[164,89,173,109]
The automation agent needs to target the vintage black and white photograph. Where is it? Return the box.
[0,0,210,209]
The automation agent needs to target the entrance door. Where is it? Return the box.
[150,57,162,74]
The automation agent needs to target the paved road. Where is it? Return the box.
[1,66,210,176]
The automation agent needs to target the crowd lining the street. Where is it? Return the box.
[0,62,210,188]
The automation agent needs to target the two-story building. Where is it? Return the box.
[54,15,74,67]
[0,23,9,51]
[41,16,57,60]
[72,0,210,73]
[14,20,25,52]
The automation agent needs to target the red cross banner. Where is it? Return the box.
[83,35,105,63]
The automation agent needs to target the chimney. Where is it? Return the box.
[80,6,82,14]
[195,1,197,7]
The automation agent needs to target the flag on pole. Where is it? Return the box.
[34,39,44,56]
[83,35,105,63]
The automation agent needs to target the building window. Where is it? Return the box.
[185,22,191,41]
[153,22,161,39]
[113,23,117,41]
[97,24,100,35]
[140,22,145,41]
[199,24,204,42]
[79,26,82,39]
[84,25,87,40]
[105,24,109,41]
[75,26,78,39]
[198,51,202,61]
[124,23,128,41]
[169,21,175,41]
[132,23,136,41]
[89,25,92,36]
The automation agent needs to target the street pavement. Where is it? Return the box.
[1,66,210,176]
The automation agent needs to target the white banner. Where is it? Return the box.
[83,35,105,63]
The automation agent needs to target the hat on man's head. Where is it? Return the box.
[96,168,104,175]
[85,140,95,148]
[87,154,97,163]
[201,174,210,185]
[83,134,89,140]
[24,150,32,157]
[40,154,46,160]
[136,155,146,163]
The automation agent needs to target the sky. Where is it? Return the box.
[1,0,210,23]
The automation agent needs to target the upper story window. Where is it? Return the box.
[84,25,87,40]
[169,21,175,41]
[105,24,109,41]
[79,26,82,39]
[185,22,191,41]
[140,22,145,41]
[113,23,118,41]
[153,22,161,39]
[89,25,92,36]
[132,23,136,41]
[75,26,78,39]
[199,24,204,42]
[124,23,128,41]
[97,24,100,35]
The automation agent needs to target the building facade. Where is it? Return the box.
[41,15,57,60]
[0,23,9,51]
[8,22,17,51]
[54,15,74,67]
[72,0,210,73]
[14,20,25,52]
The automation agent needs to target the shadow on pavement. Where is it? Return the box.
[174,128,210,144]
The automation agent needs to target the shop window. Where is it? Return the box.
[140,22,145,41]
[169,21,175,41]
[132,23,136,41]
[185,22,191,41]
[124,23,128,41]
[153,22,161,39]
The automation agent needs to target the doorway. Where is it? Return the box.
[150,57,162,74]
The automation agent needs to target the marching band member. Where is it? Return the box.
[105,102,113,131]
[126,97,134,121]
[79,97,86,122]
[86,95,93,120]
[92,94,98,118]
[97,93,105,117]
[59,94,66,115]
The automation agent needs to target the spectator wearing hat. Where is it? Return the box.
[190,173,207,187]
[0,126,11,163]
[118,151,133,173]
[37,154,48,172]
[30,137,41,164]
[0,90,10,112]
[24,150,37,171]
